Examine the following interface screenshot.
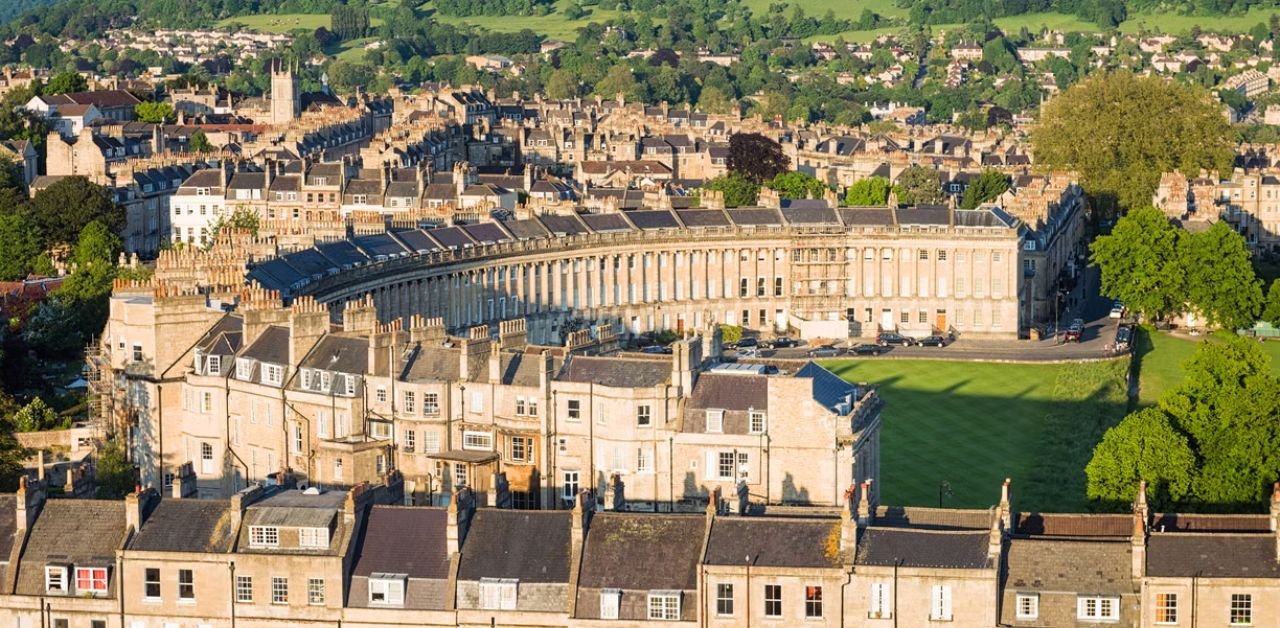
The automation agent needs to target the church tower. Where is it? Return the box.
[270,60,300,125]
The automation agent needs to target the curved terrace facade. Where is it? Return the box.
[249,204,1028,341]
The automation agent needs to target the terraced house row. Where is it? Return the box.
[92,276,882,510]
[1,473,1276,628]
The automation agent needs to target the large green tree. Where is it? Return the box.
[844,176,889,206]
[1179,222,1263,330]
[94,438,136,500]
[960,169,1010,209]
[1085,407,1196,509]
[0,213,41,281]
[1087,338,1280,511]
[767,171,828,200]
[134,101,174,124]
[704,172,760,208]
[1263,279,1280,326]
[1090,207,1185,321]
[894,165,945,205]
[26,176,124,247]
[43,70,86,95]
[1031,71,1234,211]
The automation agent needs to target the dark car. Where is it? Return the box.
[1114,324,1135,352]
[918,335,949,347]
[1064,318,1084,342]
[876,332,916,347]
[808,345,840,358]
[769,337,798,349]
[640,345,672,355]
[736,337,759,349]
[852,343,887,356]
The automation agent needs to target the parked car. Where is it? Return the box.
[769,337,798,349]
[808,345,840,358]
[918,335,949,347]
[876,332,916,347]
[640,345,672,355]
[1064,318,1084,342]
[852,343,887,356]
[736,337,759,349]
[1114,324,1135,352]
[737,348,759,358]
[1109,302,1125,319]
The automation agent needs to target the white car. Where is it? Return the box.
[1109,303,1125,319]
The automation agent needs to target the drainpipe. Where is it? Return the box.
[228,561,236,628]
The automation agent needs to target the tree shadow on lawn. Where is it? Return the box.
[829,359,1130,512]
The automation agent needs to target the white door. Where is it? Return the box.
[880,309,894,330]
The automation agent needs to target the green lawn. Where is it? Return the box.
[824,358,1130,513]
[1119,7,1280,35]
[425,0,624,40]
[741,0,906,21]
[1133,327,1280,406]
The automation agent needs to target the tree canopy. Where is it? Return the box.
[134,101,174,124]
[26,176,123,248]
[767,171,828,200]
[845,176,890,206]
[1031,71,1234,212]
[1090,207,1187,322]
[704,172,760,208]
[1091,208,1264,327]
[727,133,789,183]
[960,169,1010,209]
[43,70,86,95]
[1087,337,1280,511]
[893,165,945,205]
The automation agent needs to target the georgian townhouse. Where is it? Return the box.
[121,481,237,628]
[674,362,881,511]
[343,497,470,627]
[574,512,705,625]
[702,513,849,627]
[999,512,1140,626]
[1137,485,1280,628]
[454,509,575,623]
[6,484,129,628]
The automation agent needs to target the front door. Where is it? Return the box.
[935,310,947,332]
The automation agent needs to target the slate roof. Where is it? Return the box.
[16,499,128,595]
[1151,513,1271,533]
[350,506,450,579]
[539,214,589,236]
[195,314,243,356]
[581,213,633,233]
[875,506,993,531]
[794,362,860,412]
[403,345,463,382]
[781,204,838,224]
[1003,537,1133,594]
[839,207,895,226]
[692,372,769,410]
[458,510,571,583]
[0,495,16,568]
[1146,534,1280,578]
[856,528,991,569]
[726,208,782,226]
[557,355,670,388]
[131,499,236,553]
[579,513,705,590]
[299,335,370,375]
[627,209,679,230]
[503,218,550,240]
[705,517,841,568]
[894,206,951,226]
[1014,512,1132,537]
[676,209,730,227]
[240,325,290,364]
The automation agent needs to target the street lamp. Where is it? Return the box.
[938,480,952,508]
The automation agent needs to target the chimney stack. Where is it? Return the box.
[1132,480,1149,579]
[446,488,473,555]
[572,489,591,549]
[840,484,859,558]
[856,479,873,526]
[15,476,47,532]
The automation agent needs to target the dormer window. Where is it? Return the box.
[44,565,69,595]
[262,364,283,387]
[479,578,517,610]
[369,573,405,606]
[298,527,329,549]
[705,409,724,433]
[206,355,221,376]
[236,358,254,380]
[249,526,280,548]
[76,567,108,595]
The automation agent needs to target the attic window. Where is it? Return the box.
[479,578,517,610]
[705,410,724,433]
[298,527,329,548]
[647,591,681,621]
[368,574,405,606]
[249,526,280,548]
[44,565,69,595]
